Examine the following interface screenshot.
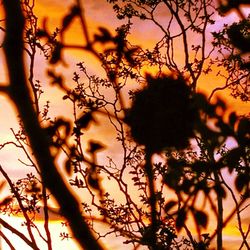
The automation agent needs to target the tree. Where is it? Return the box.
[0,0,249,250]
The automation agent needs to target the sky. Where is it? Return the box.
[0,0,249,249]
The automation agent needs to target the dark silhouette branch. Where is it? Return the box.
[0,165,39,249]
[0,85,9,93]
[0,217,35,249]
[41,185,52,250]
[0,230,16,250]
[2,1,104,249]
[209,194,249,242]
[144,149,158,249]
[213,170,223,250]
[220,173,250,249]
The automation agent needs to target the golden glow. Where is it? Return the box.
[0,1,249,249]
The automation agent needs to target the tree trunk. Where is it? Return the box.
[2,1,104,249]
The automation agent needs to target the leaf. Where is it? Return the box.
[124,47,139,65]
[62,14,74,31]
[76,112,95,129]
[215,119,231,136]
[87,141,105,153]
[181,179,194,194]
[213,184,227,198]
[216,98,226,111]
[65,160,72,175]
[235,173,249,192]
[229,112,237,127]
[201,233,210,241]
[47,70,64,87]
[99,27,112,39]
[50,43,63,64]
[228,24,250,52]
[36,29,48,38]
[193,210,208,229]
[237,118,250,144]
[191,161,210,173]
[0,196,13,206]
[62,6,80,31]
[87,175,100,190]
[164,200,177,213]
[94,27,112,43]
[176,208,187,231]
[224,147,242,172]
[193,93,215,116]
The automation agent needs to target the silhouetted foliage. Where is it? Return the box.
[211,15,250,101]
[125,75,198,151]
[0,1,249,250]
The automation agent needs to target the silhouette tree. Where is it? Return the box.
[0,0,249,250]
[1,1,103,249]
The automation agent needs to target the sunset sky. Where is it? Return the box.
[0,0,249,249]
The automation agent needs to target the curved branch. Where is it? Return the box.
[0,229,16,250]
[0,165,39,249]
[2,1,104,249]
[0,217,34,249]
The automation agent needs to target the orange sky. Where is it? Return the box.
[34,0,250,111]
[0,1,249,249]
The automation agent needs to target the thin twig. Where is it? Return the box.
[2,1,105,249]
[0,217,35,249]
[0,229,16,250]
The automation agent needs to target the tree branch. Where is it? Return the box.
[0,229,16,250]
[2,1,104,249]
[0,217,34,249]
